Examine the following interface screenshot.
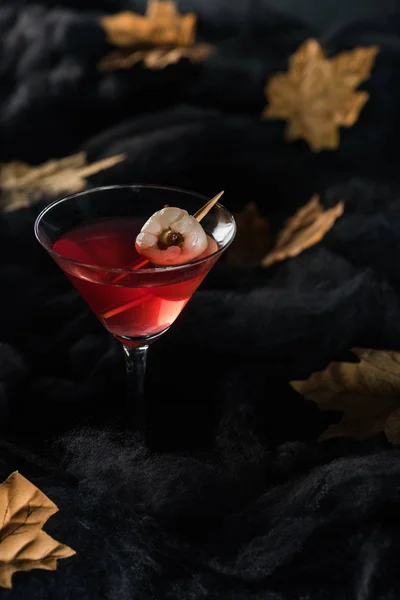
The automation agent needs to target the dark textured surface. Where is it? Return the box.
[268,0,400,29]
[1,1,400,598]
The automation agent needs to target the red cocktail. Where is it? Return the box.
[53,217,218,342]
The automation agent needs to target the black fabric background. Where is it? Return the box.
[1,1,400,598]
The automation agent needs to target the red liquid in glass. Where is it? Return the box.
[53,218,218,341]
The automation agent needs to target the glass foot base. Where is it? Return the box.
[115,327,170,349]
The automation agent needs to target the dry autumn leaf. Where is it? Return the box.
[0,472,75,589]
[0,152,126,213]
[291,348,400,444]
[262,195,344,267]
[226,202,273,265]
[98,0,214,71]
[98,43,214,71]
[101,1,196,49]
[263,39,379,152]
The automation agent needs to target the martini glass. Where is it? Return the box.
[34,185,236,436]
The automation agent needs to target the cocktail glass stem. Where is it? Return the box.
[123,344,149,436]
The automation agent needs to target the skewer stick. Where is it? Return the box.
[194,190,224,221]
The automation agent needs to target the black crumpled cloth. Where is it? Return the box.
[1,1,400,598]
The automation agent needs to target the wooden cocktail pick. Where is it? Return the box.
[193,190,224,221]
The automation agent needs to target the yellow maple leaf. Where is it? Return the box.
[291,349,400,444]
[100,0,196,50]
[226,202,273,266]
[262,194,344,266]
[98,1,214,72]
[263,39,379,152]
[0,152,126,212]
[98,43,214,72]
[0,472,75,589]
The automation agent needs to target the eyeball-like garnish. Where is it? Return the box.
[135,207,208,265]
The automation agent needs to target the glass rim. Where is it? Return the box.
[34,184,237,274]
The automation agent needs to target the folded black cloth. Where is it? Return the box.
[1,2,400,599]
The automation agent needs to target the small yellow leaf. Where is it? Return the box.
[98,43,214,72]
[0,152,126,213]
[262,195,344,266]
[100,1,196,50]
[291,349,400,443]
[263,39,379,152]
[98,1,214,72]
[226,202,273,266]
[0,472,75,589]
